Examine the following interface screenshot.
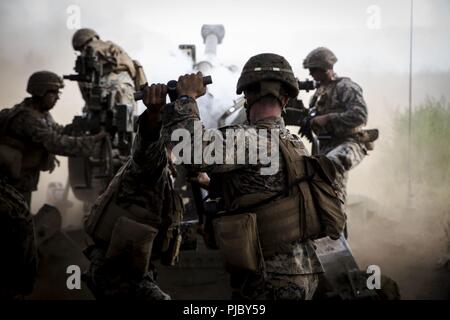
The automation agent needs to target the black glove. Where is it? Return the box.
[299,116,314,143]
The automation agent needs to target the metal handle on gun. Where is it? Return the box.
[133,75,212,101]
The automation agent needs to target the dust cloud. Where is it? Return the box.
[0,0,449,299]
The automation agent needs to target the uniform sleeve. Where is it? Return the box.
[114,111,169,217]
[160,98,266,174]
[46,113,68,134]
[127,110,168,183]
[11,111,98,157]
[327,79,368,134]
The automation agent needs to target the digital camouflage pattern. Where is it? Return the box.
[78,38,139,103]
[77,38,143,123]
[80,38,136,79]
[155,97,324,299]
[265,273,319,300]
[310,77,368,200]
[1,98,102,200]
[324,141,366,200]
[83,112,181,300]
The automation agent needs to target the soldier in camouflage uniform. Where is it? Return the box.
[0,71,102,298]
[302,47,373,202]
[0,177,37,299]
[71,28,147,117]
[0,71,106,207]
[83,85,182,300]
[138,53,325,300]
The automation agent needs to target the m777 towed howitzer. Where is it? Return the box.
[63,46,135,204]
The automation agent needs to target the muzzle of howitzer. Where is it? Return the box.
[133,75,212,101]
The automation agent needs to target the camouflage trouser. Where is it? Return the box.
[321,141,366,201]
[265,273,319,300]
[231,272,319,300]
[84,246,171,300]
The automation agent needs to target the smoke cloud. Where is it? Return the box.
[0,0,449,299]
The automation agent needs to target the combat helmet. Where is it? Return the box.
[72,28,99,51]
[303,47,337,70]
[27,71,64,97]
[237,53,299,98]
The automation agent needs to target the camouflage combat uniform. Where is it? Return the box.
[77,38,144,117]
[310,76,368,200]
[0,98,101,205]
[156,96,323,300]
[83,111,182,300]
[0,177,37,299]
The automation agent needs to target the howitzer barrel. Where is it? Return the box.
[134,75,212,101]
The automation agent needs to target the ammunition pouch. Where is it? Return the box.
[85,162,184,268]
[105,216,158,276]
[213,213,264,274]
[279,137,345,240]
[355,129,379,151]
[87,190,155,245]
[0,144,23,180]
[302,156,346,239]
[254,193,302,258]
[325,128,379,151]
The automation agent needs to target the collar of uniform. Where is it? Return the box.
[252,116,285,129]
[22,97,49,118]
[23,97,33,107]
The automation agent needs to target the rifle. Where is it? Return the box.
[283,78,324,154]
[63,46,135,203]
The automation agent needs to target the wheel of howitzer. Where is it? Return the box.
[68,135,114,204]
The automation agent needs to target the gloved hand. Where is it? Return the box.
[299,116,314,143]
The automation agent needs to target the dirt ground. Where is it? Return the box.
[347,194,450,300]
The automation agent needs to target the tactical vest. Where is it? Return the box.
[85,159,183,266]
[311,77,364,139]
[228,135,346,258]
[0,102,56,182]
